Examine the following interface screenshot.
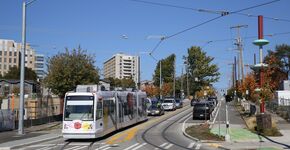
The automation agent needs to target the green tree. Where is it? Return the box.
[153,54,175,86]
[44,46,99,98]
[106,77,136,90]
[3,66,38,82]
[186,46,220,95]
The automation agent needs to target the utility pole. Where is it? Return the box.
[186,57,189,98]
[181,66,184,99]
[231,25,248,83]
[173,56,176,98]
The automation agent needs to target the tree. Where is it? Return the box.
[144,85,159,97]
[153,54,175,86]
[3,66,38,82]
[274,44,290,79]
[186,46,220,95]
[44,46,99,98]
[105,77,136,90]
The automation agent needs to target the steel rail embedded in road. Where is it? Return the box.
[141,106,193,150]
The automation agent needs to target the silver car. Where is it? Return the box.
[161,99,176,111]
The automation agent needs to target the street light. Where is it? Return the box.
[148,53,162,99]
[19,0,38,135]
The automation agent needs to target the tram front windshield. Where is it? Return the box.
[64,96,94,121]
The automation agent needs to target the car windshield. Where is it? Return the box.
[194,103,208,108]
[175,99,180,103]
[149,105,158,109]
[163,100,173,103]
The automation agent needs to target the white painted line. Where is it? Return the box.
[124,143,139,150]
[64,146,81,150]
[101,147,111,150]
[164,143,173,149]
[73,146,87,150]
[209,101,222,128]
[69,142,91,146]
[132,143,147,150]
[195,144,201,149]
[37,147,53,150]
[95,145,109,150]
[159,143,168,147]
[187,142,195,148]
[182,112,193,133]
[27,144,55,147]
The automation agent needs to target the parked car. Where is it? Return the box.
[175,98,183,108]
[193,102,213,120]
[162,98,176,111]
[208,96,218,105]
[191,99,198,106]
[147,104,165,116]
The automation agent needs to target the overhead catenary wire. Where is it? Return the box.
[130,0,289,23]
[145,0,281,55]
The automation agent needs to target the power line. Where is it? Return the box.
[136,0,281,57]
[130,0,289,23]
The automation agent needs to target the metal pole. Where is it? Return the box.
[218,107,221,136]
[19,1,26,135]
[160,61,162,99]
[225,104,230,141]
[173,56,175,98]
[186,57,189,98]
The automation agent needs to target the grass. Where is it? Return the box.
[185,123,224,141]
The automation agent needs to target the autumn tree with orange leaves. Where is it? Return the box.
[144,85,159,98]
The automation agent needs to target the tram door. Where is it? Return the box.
[95,97,103,131]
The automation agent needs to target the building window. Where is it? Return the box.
[14,58,16,63]
[14,52,17,56]
[4,51,7,56]
[4,65,6,70]
[0,51,2,55]
[9,52,12,56]
[4,58,6,62]
[9,58,11,63]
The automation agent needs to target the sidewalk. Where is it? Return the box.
[211,105,290,150]
[0,121,62,149]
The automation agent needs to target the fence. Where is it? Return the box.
[0,95,63,131]
[266,100,290,121]
[0,109,14,131]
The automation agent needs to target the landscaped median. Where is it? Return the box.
[185,123,224,141]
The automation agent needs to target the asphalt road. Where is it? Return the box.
[11,102,212,150]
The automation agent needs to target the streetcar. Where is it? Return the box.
[62,91,148,139]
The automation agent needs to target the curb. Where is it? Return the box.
[9,134,62,149]
[182,128,200,142]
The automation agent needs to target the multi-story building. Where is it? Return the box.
[0,39,44,79]
[35,54,45,80]
[103,53,140,85]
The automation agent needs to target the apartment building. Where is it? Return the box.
[0,39,44,79]
[103,53,140,84]
[35,54,45,80]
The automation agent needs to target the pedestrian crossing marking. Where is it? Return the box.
[132,143,147,150]
[188,142,195,148]
[159,142,168,147]
[124,143,139,150]
[195,144,201,149]
[164,143,173,149]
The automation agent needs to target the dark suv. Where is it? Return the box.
[193,102,213,120]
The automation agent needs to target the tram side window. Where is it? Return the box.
[96,101,103,120]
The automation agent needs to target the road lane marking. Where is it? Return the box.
[69,142,91,146]
[95,144,110,150]
[102,147,111,150]
[195,144,201,149]
[73,146,88,150]
[124,143,140,150]
[64,146,81,150]
[187,142,195,148]
[37,146,55,150]
[132,143,147,150]
[164,143,173,149]
[159,143,168,147]
[27,144,56,147]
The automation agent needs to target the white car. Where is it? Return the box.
[162,99,176,111]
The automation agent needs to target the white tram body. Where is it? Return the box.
[62,91,147,139]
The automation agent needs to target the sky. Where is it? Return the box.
[0,0,289,91]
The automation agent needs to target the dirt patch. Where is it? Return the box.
[185,123,224,141]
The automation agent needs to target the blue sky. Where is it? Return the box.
[0,0,289,90]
